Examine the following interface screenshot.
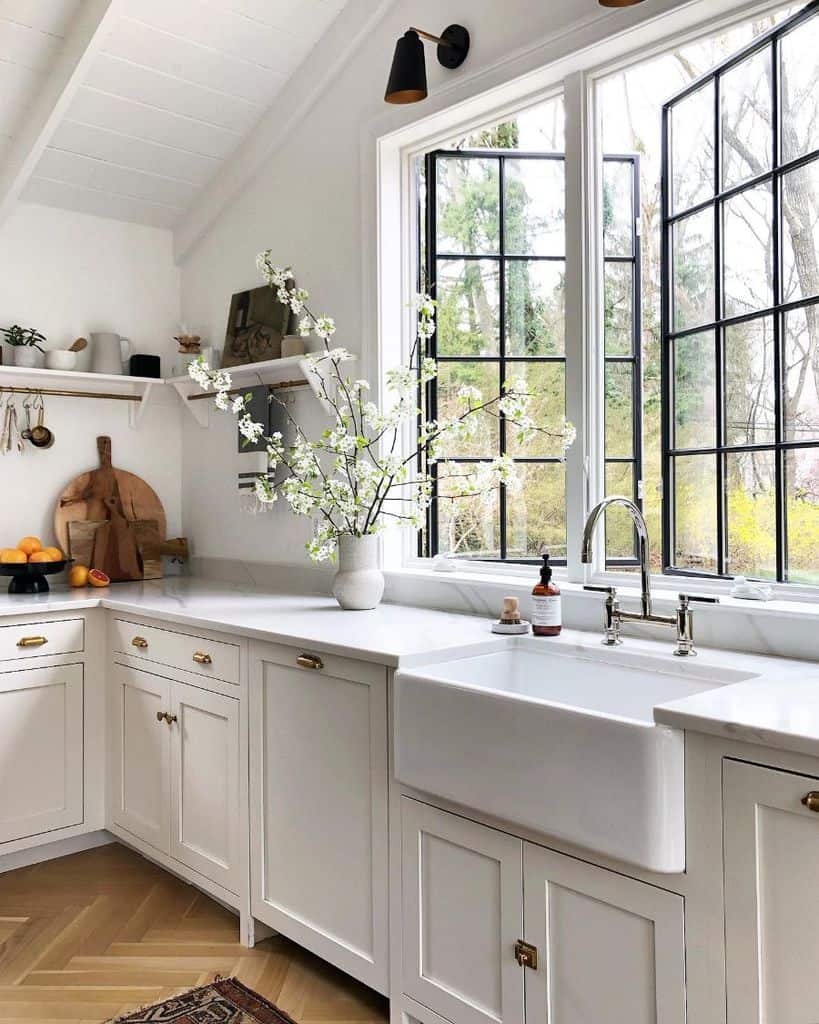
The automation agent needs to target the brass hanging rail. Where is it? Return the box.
[0,384,140,402]
[187,379,308,402]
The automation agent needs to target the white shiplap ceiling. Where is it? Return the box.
[0,0,350,229]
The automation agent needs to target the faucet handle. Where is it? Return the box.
[678,593,720,606]
[584,584,617,597]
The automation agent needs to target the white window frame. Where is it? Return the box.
[371,0,818,602]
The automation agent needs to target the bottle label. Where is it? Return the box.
[532,595,561,627]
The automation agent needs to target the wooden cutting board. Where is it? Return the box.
[55,436,166,553]
[68,520,163,580]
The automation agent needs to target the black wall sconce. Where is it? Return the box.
[384,25,470,104]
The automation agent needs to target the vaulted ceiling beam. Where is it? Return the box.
[0,0,124,227]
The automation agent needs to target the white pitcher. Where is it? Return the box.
[91,333,131,375]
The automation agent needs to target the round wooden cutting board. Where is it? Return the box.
[54,440,166,554]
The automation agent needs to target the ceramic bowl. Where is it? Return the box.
[44,349,78,371]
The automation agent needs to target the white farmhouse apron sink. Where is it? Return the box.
[394,636,756,873]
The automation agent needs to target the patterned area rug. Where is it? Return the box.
[110,977,301,1023]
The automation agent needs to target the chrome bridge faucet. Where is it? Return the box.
[581,496,718,656]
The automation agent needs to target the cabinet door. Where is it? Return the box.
[0,664,83,844]
[109,663,170,853]
[169,681,240,894]
[523,842,686,1024]
[724,758,819,1024]
[250,644,388,992]
[402,799,525,1024]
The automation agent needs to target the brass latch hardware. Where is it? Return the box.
[17,636,47,648]
[515,940,538,970]
[192,651,212,665]
[297,653,324,670]
[131,636,149,648]
[802,792,819,812]
[155,711,178,725]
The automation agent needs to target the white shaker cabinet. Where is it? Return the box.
[249,641,389,993]
[402,799,686,1024]
[0,663,84,844]
[724,758,819,1024]
[109,663,240,895]
[523,843,686,1024]
[401,798,525,1024]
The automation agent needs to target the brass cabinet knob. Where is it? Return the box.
[802,792,819,812]
[131,636,149,649]
[17,636,47,648]
[296,653,324,670]
[156,710,166,723]
[192,651,212,665]
[155,711,177,725]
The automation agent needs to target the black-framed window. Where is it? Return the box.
[662,2,819,584]
[421,148,568,563]
[603,155,644,567]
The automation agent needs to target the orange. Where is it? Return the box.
[0,549,27,563]
[17,536,42,556]
[28,551,55,563]
[88,568,110,588]
[42,546,63,561]
[68,565,90,588]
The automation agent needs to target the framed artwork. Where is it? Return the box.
[222,283,292,368]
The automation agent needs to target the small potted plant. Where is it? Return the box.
[2,325,46,368]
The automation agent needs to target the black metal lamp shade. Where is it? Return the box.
[385,24,470,105]
[385,30,427,104]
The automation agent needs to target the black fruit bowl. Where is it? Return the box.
[0,559,73,595]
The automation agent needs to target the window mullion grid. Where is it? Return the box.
[661,102,674,572]
[714,69,727,577]
[425,152,439,558]
[772,34,786,583]
[498,155,508,561]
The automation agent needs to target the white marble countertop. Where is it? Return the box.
[2,577,819,758]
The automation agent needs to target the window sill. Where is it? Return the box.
[383,562,819,661]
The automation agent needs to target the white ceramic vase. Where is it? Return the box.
[332,534,384,610]
[12,346,43,368]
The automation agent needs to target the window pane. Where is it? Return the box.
[436,362,500,456]
[725,317,776,446]
[781,17,819,164]
[783,306,819,443]
[437,470,500,558]
[436,157,499,254]
[781,158,819,305]
[726,450,777,579]
[722,182,773,318]
[785,447,819,583]
[604,262,633,355]
[672,207,715,332]
[603,161,634,257]
[721,47,772,191]
[605,462,637,560]
[435,259,500,356]
[605,363,634,458]
[504,158,564,256]
[505,260,564,356]
[673,332,716,449]
[505,361,565,458]
[673,454,718,572]
[670,82,714,214]
[506,463,566,560]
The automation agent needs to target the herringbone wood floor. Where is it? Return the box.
[0,843,390,1024]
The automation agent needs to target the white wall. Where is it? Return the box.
[0,202,182,547]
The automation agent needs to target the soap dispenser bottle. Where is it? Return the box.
[532,553,561,637]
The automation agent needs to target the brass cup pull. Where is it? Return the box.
[131,636,149,649]
[17,636,47,648]
[297,653,324,671]
[192,651,212,665]
[802,792,819,812]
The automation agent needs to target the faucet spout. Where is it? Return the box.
[582,495,652,617]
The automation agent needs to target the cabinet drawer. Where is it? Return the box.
[0,618,84,662]
[110,618,239,685]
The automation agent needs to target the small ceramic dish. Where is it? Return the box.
[44,350,78,371]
